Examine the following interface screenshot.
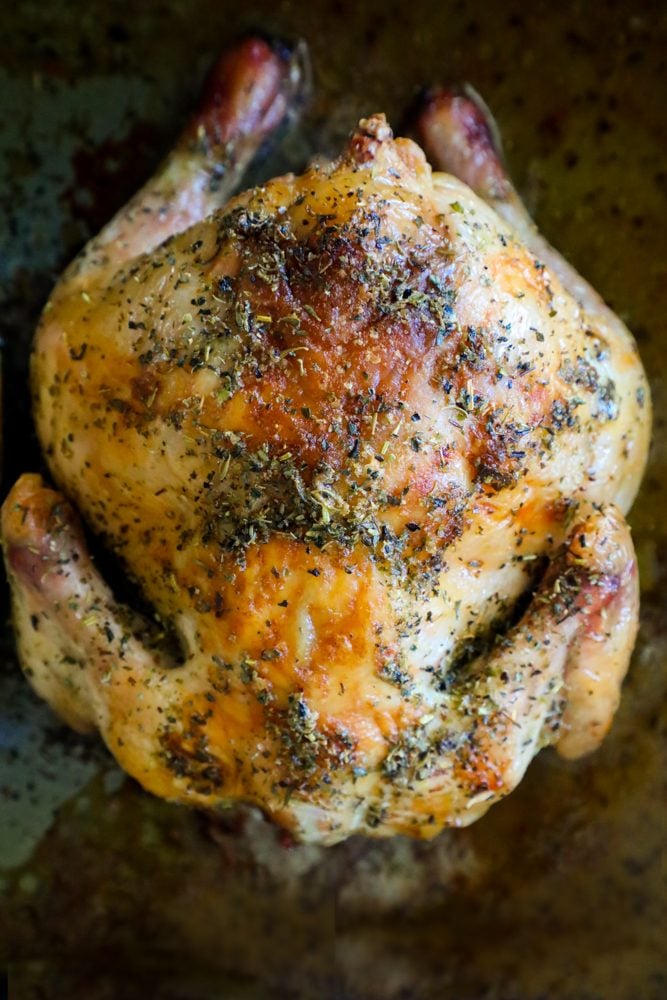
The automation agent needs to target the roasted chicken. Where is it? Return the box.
[2,38,650,844]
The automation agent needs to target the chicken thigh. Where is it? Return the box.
[2,39,649,844]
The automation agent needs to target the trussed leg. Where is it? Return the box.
[71,36,307,280]
[415,85,620,322]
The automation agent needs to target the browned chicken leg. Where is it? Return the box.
[68,35,304,280]
[1,44,650,844]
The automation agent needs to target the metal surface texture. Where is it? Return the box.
[1,1,665,997]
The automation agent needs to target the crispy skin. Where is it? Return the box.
[3,89,649,843]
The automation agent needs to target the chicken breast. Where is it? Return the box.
[2,38,649,844]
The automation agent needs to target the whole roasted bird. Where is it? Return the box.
[2,37,650,844]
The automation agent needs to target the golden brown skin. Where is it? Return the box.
[1,46,650,844]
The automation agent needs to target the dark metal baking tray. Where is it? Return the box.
[1,1,665,996]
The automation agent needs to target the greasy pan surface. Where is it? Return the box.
[1,0,665,996]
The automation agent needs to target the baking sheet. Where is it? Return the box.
[1,1,665,996]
